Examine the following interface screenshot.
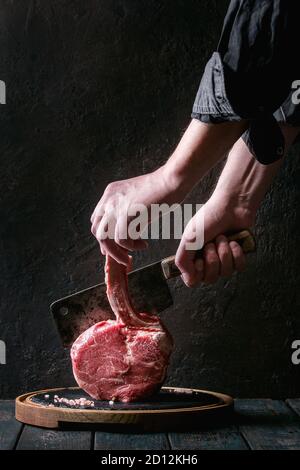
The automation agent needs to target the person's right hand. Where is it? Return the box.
[90,166,185,265]
[175,191,255,287]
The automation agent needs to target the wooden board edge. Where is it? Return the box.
[15,386,233,429]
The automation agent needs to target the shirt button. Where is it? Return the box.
[277,146,284,155]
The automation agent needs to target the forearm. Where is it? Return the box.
[213,139,282,214]
[212,125,300,215]
[161,118,248,197]
[174,125,299,286]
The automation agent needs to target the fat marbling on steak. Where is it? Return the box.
[71,255,173,402]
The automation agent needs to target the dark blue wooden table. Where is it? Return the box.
[1,399,300,450]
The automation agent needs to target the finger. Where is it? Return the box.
[175,240,201,287]
[100,238,130,265]
[194,258,204,283]
[216,235,233,277]
[115,218,148,251]
[229,241,246,272]
[114,216,133,250]
[90,204,97,224]
[181,269,203,287]
[91,213,103,236]
[181,270,202,288]
[127,255,133,273]
[91,202,106,235]
[116,238,148,251]
[203,242,220,284]
[96,215,112,243]
[131,239,149,250]
[99,243,106,256]
[91,203,103,226]
[96,216,130,265]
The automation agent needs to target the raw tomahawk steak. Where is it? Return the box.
[71,255,173,402]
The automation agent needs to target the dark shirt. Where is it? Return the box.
[191,0,300,164]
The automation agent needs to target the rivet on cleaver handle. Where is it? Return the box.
[161,229,255,280]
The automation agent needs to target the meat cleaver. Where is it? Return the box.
[51,230,255,347]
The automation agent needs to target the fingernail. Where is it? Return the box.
[126,256,133,273]
[181,272,187,282]
[181,273,190,285]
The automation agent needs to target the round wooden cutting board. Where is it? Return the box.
[15,386,233,430]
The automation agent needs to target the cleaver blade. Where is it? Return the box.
[51,229,255,348]
[50,259,173,348]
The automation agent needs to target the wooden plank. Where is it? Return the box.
[236,399,300,450]
[95,431,169,450]
[169,425,248,450]
[286,399,300,418]
[16,425,92,450]
[0,400,23,450]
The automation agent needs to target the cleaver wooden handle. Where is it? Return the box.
[161,229,255,280]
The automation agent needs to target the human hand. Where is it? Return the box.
[175,192,255,287]
[174,123,298,287]
[90,166,185,265]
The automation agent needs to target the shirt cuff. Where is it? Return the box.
[191,52,286,165]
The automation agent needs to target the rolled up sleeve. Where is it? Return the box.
[191,0,299,164]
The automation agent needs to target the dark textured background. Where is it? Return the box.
[0,0,299,398]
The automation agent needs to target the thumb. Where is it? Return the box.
[175,213,205,287]
[175,242,199,287]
